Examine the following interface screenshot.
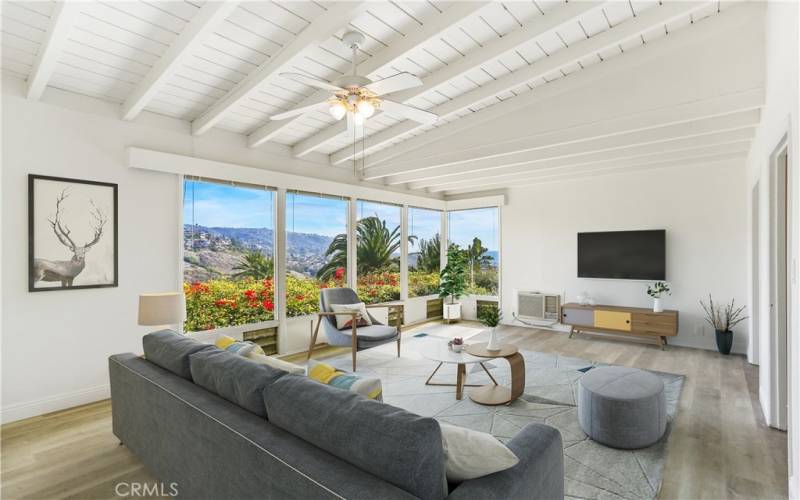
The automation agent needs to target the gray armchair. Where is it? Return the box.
[307,287,402,371]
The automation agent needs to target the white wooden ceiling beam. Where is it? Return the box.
[25,1,80,100]
[385,108,760,185]
[296,1,603,158]
[191,2,369,136]
[360,1,759,177]
[121,2,238,121]
[247,1,490,149]
[442,152,747,195]
[424,139,753,192]
[330,0,713,166]
[373,87,764,178]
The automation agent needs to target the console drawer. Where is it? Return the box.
[561,307,594,326]
[594,310,631,331]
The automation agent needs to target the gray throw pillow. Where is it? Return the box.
[189,348,285,418]
[142,329,215,380]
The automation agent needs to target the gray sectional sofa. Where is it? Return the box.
[109,330,564,499]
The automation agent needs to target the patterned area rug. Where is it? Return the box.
[318,325,685,500]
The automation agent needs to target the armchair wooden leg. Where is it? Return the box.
[352,321,358,372]
[307,316,322,362]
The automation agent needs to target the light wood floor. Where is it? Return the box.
[1,323,788,499]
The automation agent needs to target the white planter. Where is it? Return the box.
[653,298,663,313]
[443,303,462,322]
[486,327,501,351]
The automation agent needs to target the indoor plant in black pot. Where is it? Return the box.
[699,294,748,355]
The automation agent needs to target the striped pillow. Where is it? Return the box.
[215,335,264,357]
[307,360,382,401]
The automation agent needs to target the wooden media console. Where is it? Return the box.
[560,303,678,349]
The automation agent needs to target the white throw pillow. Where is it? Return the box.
[439,423,519,482]
[330,303,372,330]
[247,353,305,375]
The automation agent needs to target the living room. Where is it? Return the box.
[1,1,798,499]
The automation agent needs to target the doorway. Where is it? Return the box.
[751,183,759,363]
[769,135,789,431]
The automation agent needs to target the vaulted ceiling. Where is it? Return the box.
[2,1,759,196]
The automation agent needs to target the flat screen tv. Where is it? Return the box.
[578,230,666,280]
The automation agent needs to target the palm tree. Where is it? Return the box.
[232,250,273,280]
[316,216,416,280]
[465,237,491,286]
[411,233,441,273]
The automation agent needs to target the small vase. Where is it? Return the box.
[486,327,500,351]
[653,298,663,313]
[715,329,733,355]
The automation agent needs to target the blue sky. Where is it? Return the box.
[184,181,498,250]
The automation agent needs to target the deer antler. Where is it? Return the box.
[83,199,107,248]
[47,189,77,250]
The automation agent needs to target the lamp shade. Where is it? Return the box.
[138,292,186,326]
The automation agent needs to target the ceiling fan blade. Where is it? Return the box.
[380,100,438,124]
[364,72,423,95]
[270,100,328,121]
[279,72,344,91]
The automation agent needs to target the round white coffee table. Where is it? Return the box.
[420,342,498,400]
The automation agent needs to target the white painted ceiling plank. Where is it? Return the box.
[385,108,761,185]
[360,1,753,177]
[26,1,80,100]
[418,129,756,191]
[330,1,706,166]
[247,1,490,149]
[442,152,747,195]
[121,1,238,120]
[192,2,370,137]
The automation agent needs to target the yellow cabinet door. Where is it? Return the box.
[594,310,632,331]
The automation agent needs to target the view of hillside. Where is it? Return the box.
[183,224,333,281]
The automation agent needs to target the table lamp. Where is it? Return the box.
[138,292,186,331]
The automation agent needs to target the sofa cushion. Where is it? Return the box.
[189,348,286,418]
[142,329,215,380]
[264,374,446,500]
[307,360,383,400]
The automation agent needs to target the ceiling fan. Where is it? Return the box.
[270,31,438,136]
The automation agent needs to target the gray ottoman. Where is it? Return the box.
[577,366,666,449]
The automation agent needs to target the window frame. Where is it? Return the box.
[445,205,502,300]
[406,205,445,300]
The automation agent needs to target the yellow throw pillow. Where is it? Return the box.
[215,335,264,357]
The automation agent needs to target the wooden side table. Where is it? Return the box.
[465,343,525,405]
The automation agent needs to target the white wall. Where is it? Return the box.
[500,160,749,352]
[744,1,800,496]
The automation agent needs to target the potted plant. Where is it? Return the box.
[699,294,748,355]
[478,306,502,351]
[647,281,671,312]
[439,247,467,323]
[448,337,464,353]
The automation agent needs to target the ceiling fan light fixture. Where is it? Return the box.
[329,101,346,121]
[356,99,375,118]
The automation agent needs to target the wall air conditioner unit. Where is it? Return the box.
[516,291,561,322]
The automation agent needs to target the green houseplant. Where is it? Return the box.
[699,294,748,355]
[646,281,671,312]
[439,246,467,323]
[478,306,503,351]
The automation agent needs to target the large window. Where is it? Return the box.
[183,178,275,332]
[285,191,349,317]
[408,207,441,297]
[447,207,499,296]
[356,200,401,304]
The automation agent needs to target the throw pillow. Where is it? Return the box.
[307,360,382,401]
[439,423,519,482]
[215,335,264,357]
[330,302,372,330]
[248,353,305,375]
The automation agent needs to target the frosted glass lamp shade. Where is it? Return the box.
[138,293,186,326]
[329,102,346,121]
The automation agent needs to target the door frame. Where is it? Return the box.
[769,133,790,431]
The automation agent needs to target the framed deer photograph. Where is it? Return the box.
[28,175,118,292]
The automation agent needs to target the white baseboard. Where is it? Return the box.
[1,384,110,424]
